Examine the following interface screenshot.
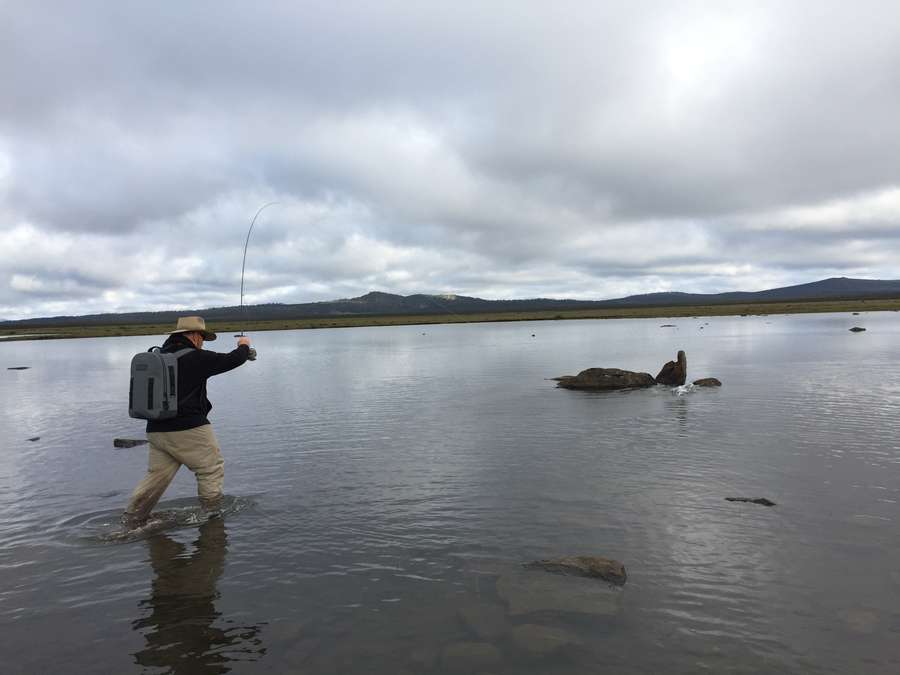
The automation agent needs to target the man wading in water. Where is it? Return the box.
[122,316,251,528]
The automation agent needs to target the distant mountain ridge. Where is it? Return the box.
[4,277,900,327]
[599,277,900,306]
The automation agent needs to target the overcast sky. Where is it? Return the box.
[1,1,898,319]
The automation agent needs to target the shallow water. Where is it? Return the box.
[2,313,899,674]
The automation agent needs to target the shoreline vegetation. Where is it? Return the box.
[2,297,898,342]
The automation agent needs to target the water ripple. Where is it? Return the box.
[2,316,900,673]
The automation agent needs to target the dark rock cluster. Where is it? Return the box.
[555,350,720,390]
[553,368,655,390]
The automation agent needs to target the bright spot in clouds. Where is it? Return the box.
[0,1,899,319]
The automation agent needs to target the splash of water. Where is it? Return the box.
[89,495,254,544]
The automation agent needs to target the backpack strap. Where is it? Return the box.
[170,348,201,408]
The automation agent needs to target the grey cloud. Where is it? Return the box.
[1,1,900,318]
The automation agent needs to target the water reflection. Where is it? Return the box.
[2,316,900,674]
[132,518,265,673]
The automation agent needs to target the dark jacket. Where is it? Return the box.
[146,333,250,433]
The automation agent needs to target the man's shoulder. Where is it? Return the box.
[161,337,195,353]
[162,345,204,365]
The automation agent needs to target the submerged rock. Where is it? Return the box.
[725,497,776,507]
[692,378,722,387]
[283,638,321,667]
[554,368,655,390]
[408,644,439,671]
[839,608,880,635]
[497,570,622,617]
[655,350,687,386]
[849,326,866,332]
[462,557,515,577]
[441,641,502,671]
[525,555,627,586]
[456,602,509,640]
[510,624,582,656]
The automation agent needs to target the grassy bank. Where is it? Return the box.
[1,297,898,342]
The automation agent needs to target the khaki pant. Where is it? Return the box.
[124,425,225,522]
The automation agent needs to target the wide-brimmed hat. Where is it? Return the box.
[169,316,217,341]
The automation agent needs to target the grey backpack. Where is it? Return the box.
[128,347,193,420]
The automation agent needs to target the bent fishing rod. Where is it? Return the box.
[238,201,279,360]
[240,201,465,325]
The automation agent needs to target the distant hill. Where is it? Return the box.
[3,277,900,327]
[599,277,900,306]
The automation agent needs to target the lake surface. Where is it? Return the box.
[1,313,899,674]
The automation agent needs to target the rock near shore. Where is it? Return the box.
[692,377,722,387]
[114,438,149,448]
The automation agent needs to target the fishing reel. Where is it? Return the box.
[248,347,257,361]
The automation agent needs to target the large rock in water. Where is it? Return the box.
[555,368,655,390]
[525,556,627,586]
[655,350,687,386]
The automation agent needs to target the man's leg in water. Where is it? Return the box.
[163,425,225,512]
[123,439,181,526]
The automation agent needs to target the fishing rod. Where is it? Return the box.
[239,201,279,360]
[241,201,462,325]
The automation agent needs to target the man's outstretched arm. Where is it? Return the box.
[197,337,251,377]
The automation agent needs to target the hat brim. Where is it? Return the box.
[169,328,217,341]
